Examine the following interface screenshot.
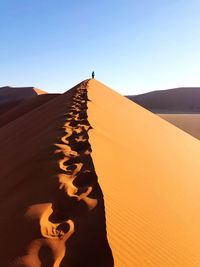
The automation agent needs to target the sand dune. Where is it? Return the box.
[127,87,200,113]
[0,81,112,266]
[127,87,200,141]
[0,86,47,116]
[0,94,59,128]
[158,113,200,140]
[1,80,200,266]
[87,80,200,266]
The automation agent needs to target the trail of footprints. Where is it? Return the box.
[41,81,98,240]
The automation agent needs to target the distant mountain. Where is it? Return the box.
[0,86,47,115]
[126,87,200,113]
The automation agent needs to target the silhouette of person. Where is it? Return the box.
[92,71,95,79]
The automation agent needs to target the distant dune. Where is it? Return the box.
[127,87,200,140]
[1,80,200,266]
[158,113,200,140]
[0,94,59,128]
[0,86,47,116]
[127,87,200,113]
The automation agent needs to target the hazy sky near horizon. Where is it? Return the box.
[1,0,200,95]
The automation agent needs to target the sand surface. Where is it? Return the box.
[0,86,47,116]
[158,113,200,140]
[87,80,200,267]
[1,80,200,266]
[0,81,112,266]
[0,94,59,128]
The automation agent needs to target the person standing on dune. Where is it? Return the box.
[92,71,95,79]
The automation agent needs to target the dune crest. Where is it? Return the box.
[87,79,200,267]
[2,79,200,266]
[53,82,98,216]
[0,80,113,266]
[0,86,47,116]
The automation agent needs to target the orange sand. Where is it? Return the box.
[1,80,200,266]
[87,79,200,266]
[0,81,112,266]
[32,87,47,95]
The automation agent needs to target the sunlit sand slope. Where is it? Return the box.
[0,81,113,266]
[87,79,200,267]
[158,113,200,140]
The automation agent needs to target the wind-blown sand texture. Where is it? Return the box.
[1,79,200,266]
[87,80,200,266]
[0,86,47,116]
[158,113,200,140]
[127,87,200,113]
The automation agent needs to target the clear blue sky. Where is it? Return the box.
[1,0,200,95]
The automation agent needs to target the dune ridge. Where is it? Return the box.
[0,80,113,266]
[0,86,47,116]
[0,94,60,128]
[2,79,200,266]
[87,79,200,267]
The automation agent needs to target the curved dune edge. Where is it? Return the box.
[87,79,200,267]
[0,86,47,116]
[32,87,47,95]
[0,81,113,266]
[158,113,200,141]
[0,94,59,128]
[127,87,200,113]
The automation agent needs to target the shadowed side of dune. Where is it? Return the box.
[0,94,60,128]
[0,81,113,266]
[0,86,47,116]
[53,81,113,267]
